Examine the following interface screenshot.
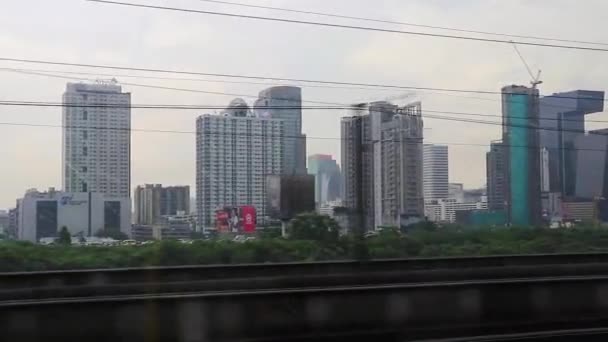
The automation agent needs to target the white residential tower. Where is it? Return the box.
[62,81,131,198]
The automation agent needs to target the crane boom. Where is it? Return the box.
[511,41,542,88]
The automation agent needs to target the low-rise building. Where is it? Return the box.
[424,198,488,223]
[131,211,195,241]
[562,200,596,222]
[17,188,130,242]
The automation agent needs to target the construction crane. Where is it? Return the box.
[511,41,542,89]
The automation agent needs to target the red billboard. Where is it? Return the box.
[241,206,256,233]
[215,208,231,232]
[215,206,256,233]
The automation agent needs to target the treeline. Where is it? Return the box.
[3,217,608,272]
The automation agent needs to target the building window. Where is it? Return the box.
[81,166,87,173]
[82,130,88,140]
[83,111,88,120]
[83,146,87,156]
[82,182,88,192]
[36,201,58,241]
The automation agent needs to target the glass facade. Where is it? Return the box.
[104,201,121,231]
[508,94,530,225]
[502,85,541,227]
[36,201,58,240]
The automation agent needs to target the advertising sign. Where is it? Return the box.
[241,206,256,233]
[215,206,257,233]
[215,208,230,232]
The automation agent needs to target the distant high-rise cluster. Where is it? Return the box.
[195,86,307,230]
[308,154,341,205]
[134,185,190,225]
[485,86,607,225]
[341,101,424,230]
[12,75,608,242]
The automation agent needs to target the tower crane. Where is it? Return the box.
[511,41,542,89]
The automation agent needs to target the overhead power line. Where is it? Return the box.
[1,120,607,153]
[2,66,606,124]
[2,99,608,124]
[1,56,606,103]
[0,67,515,108]
[3,99,608,138]
[87,0,608,52]
[4,68,607,133]
[5,67,599,114]
[196,0,608,47]
[0,67,412,93]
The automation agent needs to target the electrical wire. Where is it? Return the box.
[195,0,608,47]
[0,67,418,93]
[2,65,605,118]
[86,0,608,52]
[0,99,591,124]
[2,120,607,153]
[1,56,605,104]
[3,99,608,143]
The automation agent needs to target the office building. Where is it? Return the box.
[486,141,507,210]
[134,184,190,225]
[502,85,542,226]
[16,188,130,242]
[8,206,18,238]
[572,129,608,199]
[341,101,424,230]
[0,210,8,234]
[62,81,131,198]
[538,90,605,196]
[196,105,286,230]
[308,154,342,204]
[254,86,307,174]
[423,144,449,201]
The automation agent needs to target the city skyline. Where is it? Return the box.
[3,1,608,208]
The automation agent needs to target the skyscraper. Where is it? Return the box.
[62,81,131,198]
[254,86,307,175]
[196,106,286,230]
[486,141,507,210]
[307,154,342,204]
[502,85,541,226]
[423,144,449,201]
[573,129,608,199]
[538,90,605,196]
[341,101,424,230]
[134,184,190,225]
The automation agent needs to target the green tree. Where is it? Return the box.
[57,226,71,245]
[287,212,340,243]
[258,227,282,239]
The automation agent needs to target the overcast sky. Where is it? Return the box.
[1,0,608,208]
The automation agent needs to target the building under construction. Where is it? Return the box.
[501,85,542,226]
